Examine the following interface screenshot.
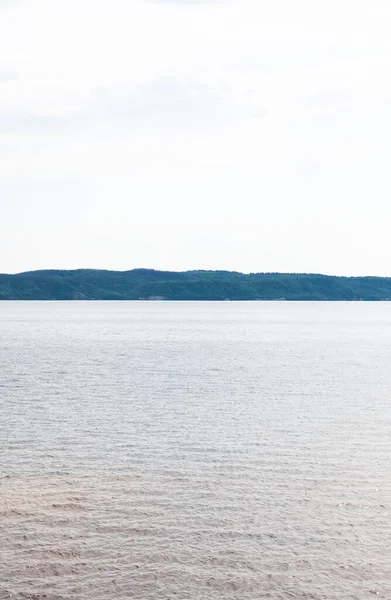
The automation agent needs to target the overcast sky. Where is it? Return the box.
[1,0,391,275]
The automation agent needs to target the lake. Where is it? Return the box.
[1,301,391,599]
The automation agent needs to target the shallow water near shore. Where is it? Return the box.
[1,301,391,599]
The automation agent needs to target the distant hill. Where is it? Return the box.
[1,269,391,300]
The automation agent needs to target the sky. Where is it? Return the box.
[1,0,391,275]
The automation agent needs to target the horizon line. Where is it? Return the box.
[2,268,391,279]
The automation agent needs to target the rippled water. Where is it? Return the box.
[1,301,391,599]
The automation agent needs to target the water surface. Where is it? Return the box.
[1,301,391,599]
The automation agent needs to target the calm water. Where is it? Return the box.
[1,301,391,599]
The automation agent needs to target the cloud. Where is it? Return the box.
[0,75,267,135]
[0,70,16,82]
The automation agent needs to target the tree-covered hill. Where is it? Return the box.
[1,269,391,300]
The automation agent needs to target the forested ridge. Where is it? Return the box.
[1,269,391,300]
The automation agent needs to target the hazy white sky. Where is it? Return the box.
[1,0,391,275]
